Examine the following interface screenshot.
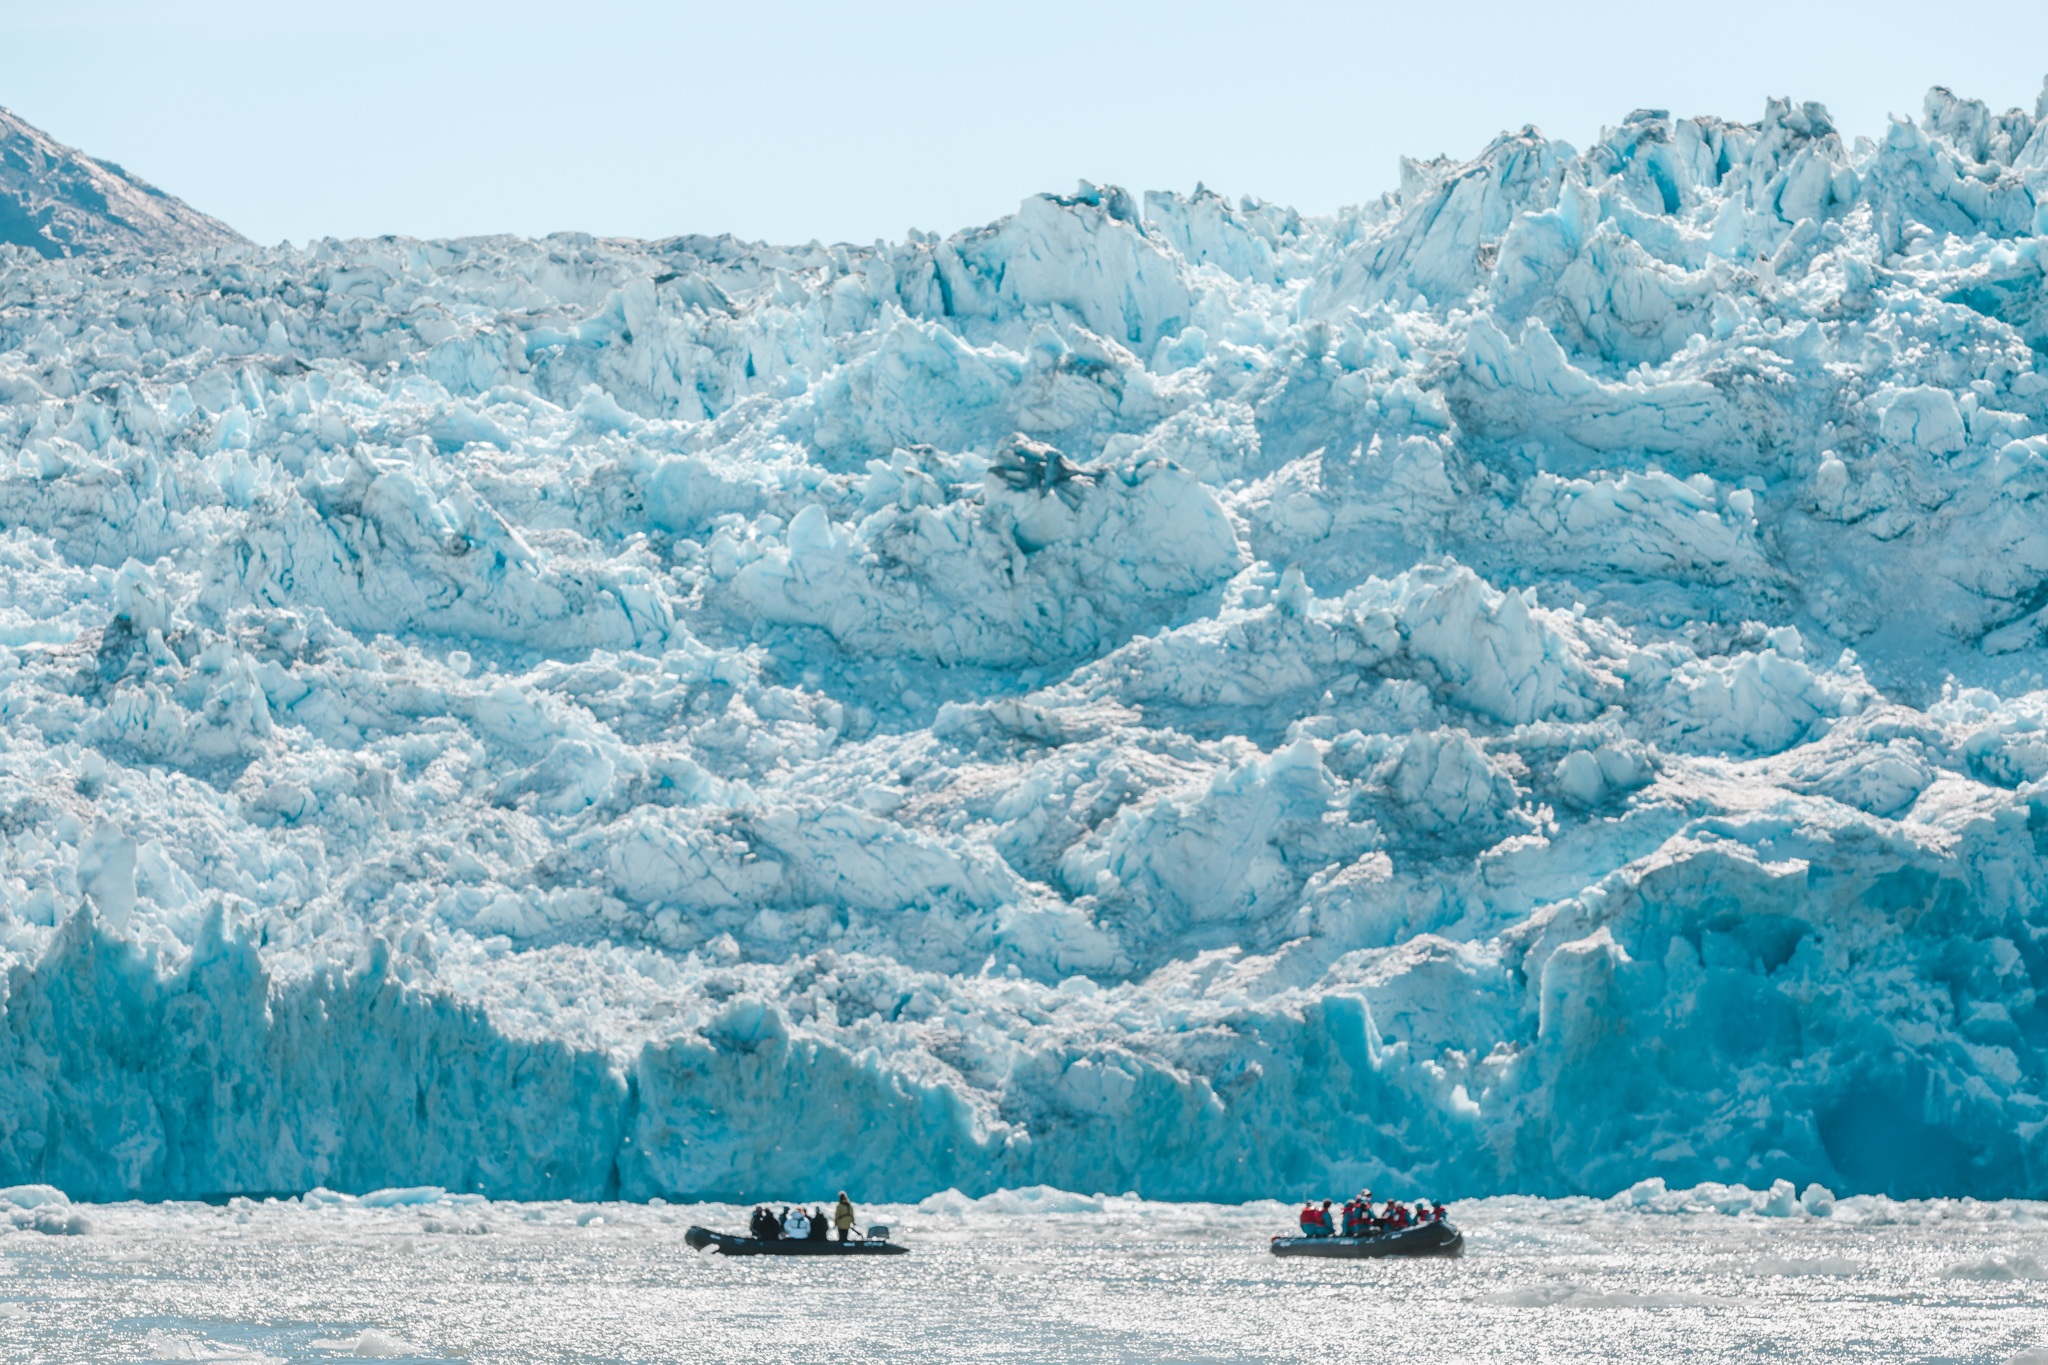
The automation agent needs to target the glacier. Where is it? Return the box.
[1,82,2048,1205]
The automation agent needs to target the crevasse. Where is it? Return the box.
[3,83,2048,1202]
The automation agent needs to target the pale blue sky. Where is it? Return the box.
[7,0,2047,246]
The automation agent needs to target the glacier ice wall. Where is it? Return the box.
[4,84,2048,1202]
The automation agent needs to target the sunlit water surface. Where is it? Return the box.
[3,1192,2046,1362]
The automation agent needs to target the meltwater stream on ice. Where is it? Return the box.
[1,1182,2045,1363]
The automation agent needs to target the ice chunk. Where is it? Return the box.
[1392,564,1610,725]
[0,1183,70,1208]
[1752,1254,1860,1276]
[139,1331,281,1362]
[11,1204,91,1234]
[356,1187,448,1208]
[1391,729,1519,829]
[1944,1253,2048,1281]
[76,824,139,927]
[1875,386,1968,454]
[307,1332,425,1358]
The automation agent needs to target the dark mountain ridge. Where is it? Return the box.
[1,106,245,257]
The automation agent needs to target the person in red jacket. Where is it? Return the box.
[1298,1201,1321,1237]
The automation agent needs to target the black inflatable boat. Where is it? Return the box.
[685,1224,909,1256]
[1269,1221,1463,1258]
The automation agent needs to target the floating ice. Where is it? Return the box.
[307,1332,426,1359]
[1944,1253,2048,1281]
[141,1331,282,1363]
[1752,1255,1863,1277]
[357,1187,451,1208]
[13,1207,90,1235]
[0,84,2046,1204]
[0,1187,2038,1363]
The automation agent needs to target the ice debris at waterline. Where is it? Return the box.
[2,80,2048,1204]
[7,1186,2047,1364]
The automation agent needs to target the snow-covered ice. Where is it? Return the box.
[1,1185,2046,1363]
[2,82,2048,1202]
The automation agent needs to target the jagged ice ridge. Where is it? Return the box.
[3,83,2048,1203]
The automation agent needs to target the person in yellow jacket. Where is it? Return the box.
[833,1191,856,1244]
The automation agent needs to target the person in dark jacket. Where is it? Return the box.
[808,1206,830,1241]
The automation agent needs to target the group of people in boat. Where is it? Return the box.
[748,1191,859,1243]
[1296,1191,1447,1238]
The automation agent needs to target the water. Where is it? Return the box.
[3,1193,2045,1362]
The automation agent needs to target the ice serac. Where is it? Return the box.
[3,79,2048,1204]
[0,108,245,259]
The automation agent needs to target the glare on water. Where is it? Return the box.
[2,1192,2045,1363]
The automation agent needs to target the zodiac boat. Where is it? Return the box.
[1269,1221,1464,1258]
[685,1224,909,1256]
